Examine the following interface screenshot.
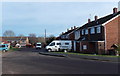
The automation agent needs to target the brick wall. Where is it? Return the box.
[105,16,119,50]
[69,32,75,40]
[118,16,120,45]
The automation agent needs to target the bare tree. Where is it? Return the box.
[46,35,56,45]
[18,34,24,37]
[3,30,16,37]
[28,33,36,37]
[28,33,37,45]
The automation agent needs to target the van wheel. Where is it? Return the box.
[58,48,60,51]
[48,49,52,52]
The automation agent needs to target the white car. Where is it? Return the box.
[36,42,42,49]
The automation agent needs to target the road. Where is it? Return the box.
[2,48,119,74]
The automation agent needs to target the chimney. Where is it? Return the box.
[71,27,73,30]
[113,7,118,13]
[95,15,98,21]
[88,19,91,23]
[74,26,76,29]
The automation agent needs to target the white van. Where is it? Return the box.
[36,42,42,49]
[46,40,72,52]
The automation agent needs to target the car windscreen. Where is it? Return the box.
[0,45,6,47]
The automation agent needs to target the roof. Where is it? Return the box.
[59,10,120,37]
[77,11,120,30]
[1,37,27,41]
[60,27,78,36]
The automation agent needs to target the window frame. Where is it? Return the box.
[85,29,88,35]
[75,30,80,40]
[96,26,101,33]
[83,45,87,50]
[82,29,84,35]
[90,27,95,34]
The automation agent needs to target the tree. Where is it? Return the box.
[3,30,15,37]
[28,33,36,37]
[28,33,37,44]
[18,34,24,37]
[46,35,56,45]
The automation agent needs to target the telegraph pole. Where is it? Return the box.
[44,29,46,44]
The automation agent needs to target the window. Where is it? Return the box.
[66,35,69,39]
[82,29,84,35]
[83,45,87,50]
[85,29,88,34]
[49,42,55,46]
[90,27,95,34]
[75,30,80,40]
[65,43,69,45]
[96,26,101,33]
[37,44,41,46]
[57,43,61,45]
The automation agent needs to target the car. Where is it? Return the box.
[0,44,9,52]
[36,42,42,49]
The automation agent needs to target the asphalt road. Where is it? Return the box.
[2,48,119,74]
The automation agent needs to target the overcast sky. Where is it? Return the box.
[2,2,118,37]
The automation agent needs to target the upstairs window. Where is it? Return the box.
[66,34,69,39]
[90,27,95,34]
[85,29,88,35]
[82,29,84,35]
[75,30,80,40]
[96,26,101,33]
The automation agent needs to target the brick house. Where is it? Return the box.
[56,26,77,51]
[58,8,120,54]
[1,37,30,47]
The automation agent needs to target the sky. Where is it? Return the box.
[2,2,118,37]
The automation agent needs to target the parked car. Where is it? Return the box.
[46,40,72,52]
[0,44,9,52]
[36,42,42,49]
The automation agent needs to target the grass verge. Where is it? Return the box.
[53,52,120,57]
[9,48,20,52]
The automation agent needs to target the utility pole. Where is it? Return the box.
[44,29,46,44]
[89,14,91,20]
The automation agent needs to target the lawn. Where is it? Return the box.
[9,47,20,52]
[53,52,120,57]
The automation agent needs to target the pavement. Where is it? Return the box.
[2,48,119,74]
[39,48,119,62]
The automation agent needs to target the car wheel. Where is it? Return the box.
[48,48,52,52]
[2,50,6,52]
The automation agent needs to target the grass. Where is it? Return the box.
[52,52,120,57]
[9,47,20,52]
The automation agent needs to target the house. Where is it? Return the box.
[57,26,77,40]
[58,8,120,54]
[56,26,77,50]
[1,37,30,47]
